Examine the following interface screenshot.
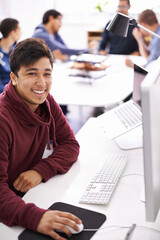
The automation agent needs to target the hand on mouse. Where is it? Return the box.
[37,210,82,240]
[64,222,84,234]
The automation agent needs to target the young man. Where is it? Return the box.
[99,0,139,55]
[132,9,160,66]
[0,18,21,92]
[32,9,87,61]
[0,38,81,240]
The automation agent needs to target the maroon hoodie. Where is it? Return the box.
[0,81,79,231]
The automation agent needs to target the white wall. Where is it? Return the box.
[0,0,112,48]
[1,0,160,49]
[0,0,55,40]
[12,0,55,40]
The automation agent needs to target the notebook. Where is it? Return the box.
[100,64,148,139]
[70,53,108,64]
[18,202,106,240]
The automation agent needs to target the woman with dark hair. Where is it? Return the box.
[0,18,21,92]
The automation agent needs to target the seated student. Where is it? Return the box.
[32,9,88,115]
[0,18,21,93]
[0,38,81,240]
[126,9,160,69]
[32,9,87,61]
[99,0,139,56]
[92,0,139,116]
[132,9,160,66]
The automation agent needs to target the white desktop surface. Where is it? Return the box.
[50,55,146,107]
[1,117,160,240]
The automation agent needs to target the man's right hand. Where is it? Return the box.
[37,210,82,240]
[132,27,143,43]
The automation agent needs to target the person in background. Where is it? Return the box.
[32,9,87,61]
[32,9,88,115]
[91,0,139,116]
[131,9,160,67]
[0,18,21,93]
[99,0,139,56]
[0,38,80,240]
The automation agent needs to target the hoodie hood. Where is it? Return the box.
[33,24,48,35]
[1,82,58,149]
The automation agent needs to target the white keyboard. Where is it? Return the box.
[79,154,128,205]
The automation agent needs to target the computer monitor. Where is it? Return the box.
[141,57,160,222]
[132,64,148,105]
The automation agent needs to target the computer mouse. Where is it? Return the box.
[66,222,84,234]
[56,222,84,235]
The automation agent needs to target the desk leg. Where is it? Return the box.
[67,105,93,134]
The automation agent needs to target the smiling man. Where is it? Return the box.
[0,38,81,240]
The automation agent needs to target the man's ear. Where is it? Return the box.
[10,72,17,86]
[49,15,54,21]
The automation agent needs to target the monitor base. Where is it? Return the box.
[114,125,143,150]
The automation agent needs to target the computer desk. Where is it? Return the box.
[1,117,160,240]
[50,54,146,108]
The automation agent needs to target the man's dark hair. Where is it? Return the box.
[0,18,19,38]
[10,38,54,76]
[42,9,62,24]
[138,9,158,25]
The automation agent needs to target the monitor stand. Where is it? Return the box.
[114,125,143,150]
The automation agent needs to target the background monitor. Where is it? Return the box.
[133,64,148,105]
[141,56,160,222]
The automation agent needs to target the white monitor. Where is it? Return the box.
[141,56,160,222]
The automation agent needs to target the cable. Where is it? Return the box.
[83,225,130,232]
[83,224,160,235]
[136,225,160,234]
[120,173,143,178]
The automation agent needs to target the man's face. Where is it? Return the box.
[117,0,130,15]
[50,15,62,34]
[10,57,52,112]
[11,24,22,42]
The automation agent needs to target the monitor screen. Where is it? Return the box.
[132,64,148,105]
[141,57,160,222]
